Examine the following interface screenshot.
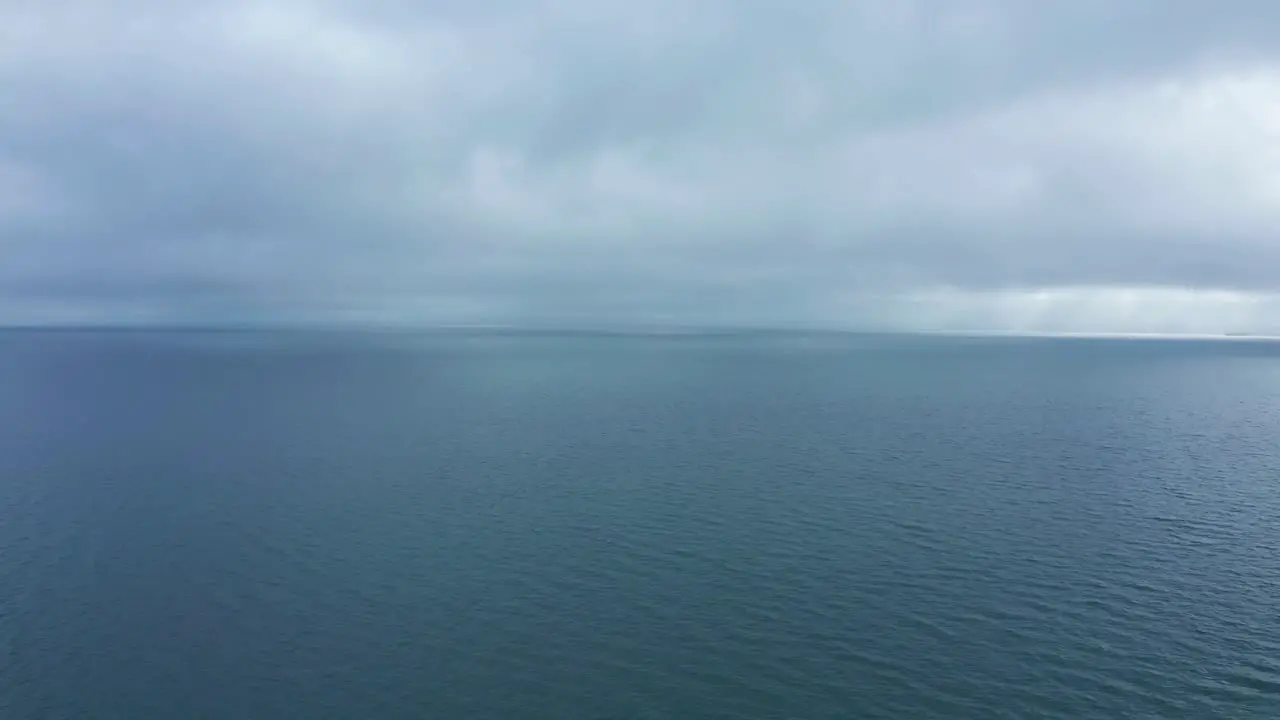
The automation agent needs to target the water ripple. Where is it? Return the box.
[3,331,1280,718]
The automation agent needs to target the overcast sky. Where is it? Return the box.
[4,0,1280,332]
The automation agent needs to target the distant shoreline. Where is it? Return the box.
[915,330,1280,342]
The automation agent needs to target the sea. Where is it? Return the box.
[1,328,1278,719]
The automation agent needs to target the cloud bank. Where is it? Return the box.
[4,0,1280,332]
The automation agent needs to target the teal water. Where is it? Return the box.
[1,330,1279,718]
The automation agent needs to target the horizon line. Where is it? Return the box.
[2,322,1279,341]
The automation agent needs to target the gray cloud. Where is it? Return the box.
[4,0,1280,332]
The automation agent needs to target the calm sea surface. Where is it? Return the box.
[1,329,1279,719]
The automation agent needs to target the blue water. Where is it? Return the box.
[2,329,1279,718]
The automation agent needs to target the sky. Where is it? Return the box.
[4,0,1280,333]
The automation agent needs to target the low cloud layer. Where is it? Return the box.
[5,0,1280,332]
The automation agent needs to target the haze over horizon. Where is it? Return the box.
[5,1,1280,334]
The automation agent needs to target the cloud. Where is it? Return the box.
[4,0,1280,331]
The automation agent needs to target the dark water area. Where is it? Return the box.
[2,329,1279,718]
